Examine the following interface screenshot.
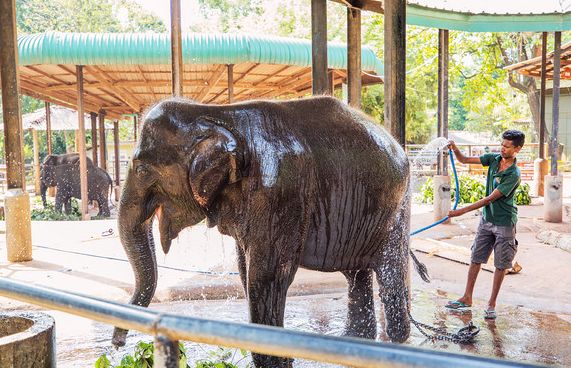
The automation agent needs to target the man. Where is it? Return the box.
[445,130,525,320]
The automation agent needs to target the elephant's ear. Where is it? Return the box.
[188,116,242,208]
[43,154,56,166]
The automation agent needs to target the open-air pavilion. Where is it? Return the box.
[17,32,384,118]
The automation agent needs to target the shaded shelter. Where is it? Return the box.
[16,32,384,118]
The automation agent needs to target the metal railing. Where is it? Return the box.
[0,278,541,368]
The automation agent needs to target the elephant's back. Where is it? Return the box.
[275,98,409,271]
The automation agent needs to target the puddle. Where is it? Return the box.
[50,289,571,367]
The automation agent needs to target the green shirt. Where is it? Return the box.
[480,153,521,226]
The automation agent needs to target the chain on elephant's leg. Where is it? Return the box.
[342,269,376,339]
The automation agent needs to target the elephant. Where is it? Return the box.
[112,96,428,367]
[40,153,113,217]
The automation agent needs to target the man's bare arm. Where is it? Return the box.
[448,141,481,165]
[448,189,504,218]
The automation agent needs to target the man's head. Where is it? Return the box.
[500,130,525,159]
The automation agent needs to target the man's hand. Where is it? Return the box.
[448,208,465,218]
[447,140,459,153]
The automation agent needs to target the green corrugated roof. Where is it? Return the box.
[18,32,384,76]
[408,4,571,32]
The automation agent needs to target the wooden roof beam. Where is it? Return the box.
[24,65,72,85]
[136,65,157,100]
[85,66,141,112]
[56,65,122,108]
[195,65,227,102]
[330,0,383,13]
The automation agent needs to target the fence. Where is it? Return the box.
[406,143,548,181]
[0,278,540,368]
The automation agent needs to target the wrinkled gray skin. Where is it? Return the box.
[113,96,422,367]
[40,153,113,217]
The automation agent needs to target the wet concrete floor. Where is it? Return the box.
[50,288,571,367]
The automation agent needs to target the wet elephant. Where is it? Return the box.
[112,96,428,367]
[40,153,113,217]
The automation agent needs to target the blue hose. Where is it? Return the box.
[410,148,459,236]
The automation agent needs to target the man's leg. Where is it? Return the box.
[456,263,482,306]
[453,220,494,306]
[487,267,506,310]
[489,223,517,311]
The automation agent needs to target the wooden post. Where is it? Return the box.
[45,101,52,155]
[551,32,561,176]
[133,114,138,142]
[347,7,362,108]
[0,0,25,190]
[114,121,120,186]
[539,32,547,160]
[91,112,98,167]
[311,0,328,95]
[170,0,183,97]
[76,65,89,220]
[98,110,107,170]
[327,69,335,95]
[384,0,407,147]
[437,29,449,176]
[227,64,234,103]
[32,129,40,194]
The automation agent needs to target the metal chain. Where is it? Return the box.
[408,310,480,344]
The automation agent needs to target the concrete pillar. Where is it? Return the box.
[544,175,563,223]
[433,175,451,223]
[5,189,32,262]
[532,158,548,197]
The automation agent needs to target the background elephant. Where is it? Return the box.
[113,96,427,367]
[40,153,113,217]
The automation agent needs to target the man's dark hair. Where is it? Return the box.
[502,130,525,148]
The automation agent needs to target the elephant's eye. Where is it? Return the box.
[135,164,149,177]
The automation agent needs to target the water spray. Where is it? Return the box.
[410,148,460,236]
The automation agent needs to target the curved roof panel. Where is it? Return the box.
[409,0,571,15]
[18,32,384,76]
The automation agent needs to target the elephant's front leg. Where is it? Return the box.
[246,245,300,368]
[342,269,376,339]
[54,193,64,213]
[64,198,72,214]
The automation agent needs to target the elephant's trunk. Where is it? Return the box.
[40,180,48,207]
[112,173,158,347]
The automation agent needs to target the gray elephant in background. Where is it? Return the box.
[40,153,113,217]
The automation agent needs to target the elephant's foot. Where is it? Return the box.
[111,327,128,347]
[345,310,377,339]
[252,353,293,368]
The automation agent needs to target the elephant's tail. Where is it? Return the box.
[410,249,430,283]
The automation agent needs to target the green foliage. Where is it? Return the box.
[514,182,531,205]
[16,0,165,34]
[95,341,249,368]
[95,341,190,368]
[31,197,81,221]
[417,175,486,205]
[417,175,531,206]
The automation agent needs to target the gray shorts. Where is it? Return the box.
[471,218,518,270]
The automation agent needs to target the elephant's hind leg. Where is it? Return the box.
[374,197,411,343]
[341,269,376,339]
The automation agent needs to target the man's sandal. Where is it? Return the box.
[484,309,497,320]
[445,300,471,310]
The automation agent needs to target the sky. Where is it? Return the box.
[132,0,202,29]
